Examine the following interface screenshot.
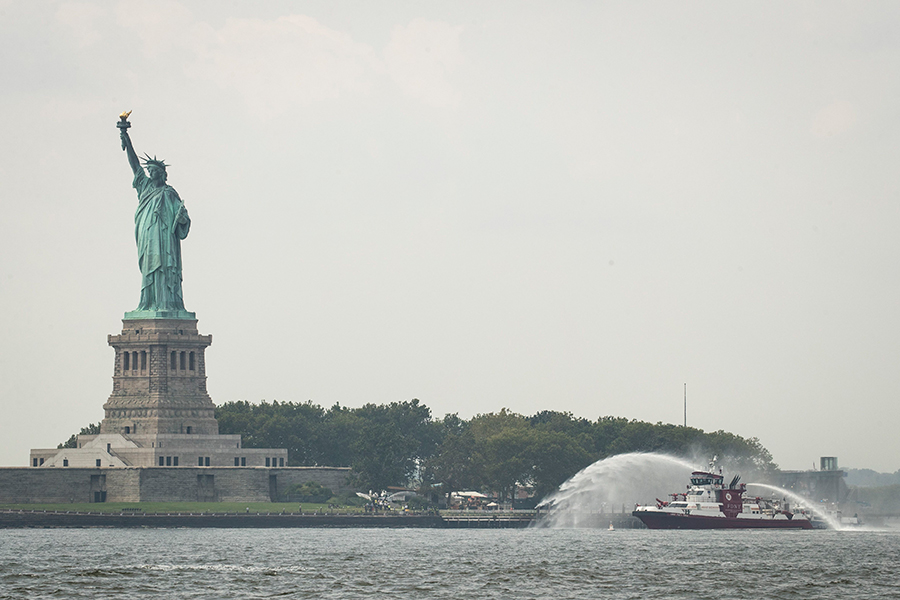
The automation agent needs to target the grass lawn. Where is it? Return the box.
[0,502,367,514]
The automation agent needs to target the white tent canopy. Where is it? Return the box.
[452,491,489,499]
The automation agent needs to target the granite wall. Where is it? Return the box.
[0,467,352,503]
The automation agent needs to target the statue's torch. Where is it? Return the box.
[117,110,132,150]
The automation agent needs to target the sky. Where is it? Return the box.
[1,1,899,473]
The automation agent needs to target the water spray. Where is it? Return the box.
[746,482,844,530]
[535,452,696,528]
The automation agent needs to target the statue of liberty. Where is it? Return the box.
[117,112,193,318]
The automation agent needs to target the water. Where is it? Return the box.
[1,527,899,599]
[537,453,697,528]
[746,482,844,530]
[536,453,844,530]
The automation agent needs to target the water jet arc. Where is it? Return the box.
[745,482,843,529]
[536,452,696,528]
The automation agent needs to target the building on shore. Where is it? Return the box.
[6,314,350,504]
[775,456,850,506]
[29,316,288,472]
[1,116,349,504]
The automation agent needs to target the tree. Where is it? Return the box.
[341,399,440,492]
[217,400,330,466]
[279,481,333,503]
[468,410,534,503]
[347,412,415,491]
[529,429,593,499]
[61,400,780,500]
[700,430,777,479]
[423,414,481,504]
[57,423,100,449]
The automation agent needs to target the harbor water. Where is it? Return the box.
[1,527,898,599]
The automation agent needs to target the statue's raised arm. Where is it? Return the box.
[116,111,193,319]
[118,111,140,175]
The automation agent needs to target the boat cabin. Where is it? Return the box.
[689,471,723,487]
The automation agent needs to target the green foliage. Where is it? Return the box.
[57,423,100,449]
[328,492,368,507]
[216,400,331,466]
[405,495,432,510]
[343,399,440,492]
[529,429,593,498]
[216,398,441,492]
[63,400,779,501]
[700,430,777,479]
[421,414,481,504]
[279,481,333,503]
[469,410,534,502]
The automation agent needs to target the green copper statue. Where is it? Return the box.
[118,111,193,319]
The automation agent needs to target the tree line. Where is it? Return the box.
[60,400,777,503]
[214,399,777,502]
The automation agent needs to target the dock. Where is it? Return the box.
[0,508,647,529]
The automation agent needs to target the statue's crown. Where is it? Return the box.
[141,154,169,170]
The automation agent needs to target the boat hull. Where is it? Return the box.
[633,510,813,530]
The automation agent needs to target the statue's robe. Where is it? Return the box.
[132,168,190,311]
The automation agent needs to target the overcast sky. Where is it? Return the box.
[2,1,899,473]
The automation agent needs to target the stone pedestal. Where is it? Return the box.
[31,316,290,478]
[101,318,218,436]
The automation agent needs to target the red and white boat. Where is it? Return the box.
[632,469,813,529]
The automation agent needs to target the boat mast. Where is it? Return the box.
[683,383,686,427]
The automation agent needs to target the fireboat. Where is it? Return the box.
[632,466,813,530]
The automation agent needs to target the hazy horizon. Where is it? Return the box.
[2,1,899,473]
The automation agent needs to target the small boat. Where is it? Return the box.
[632,468,813,530]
